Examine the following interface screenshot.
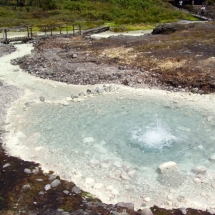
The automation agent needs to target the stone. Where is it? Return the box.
[116,202,134,210]
[44,184,51,191]
[22,184,31,191]
[3,163,10,168]
[157,161,178,174]
[72,53,78,58]
[83,137,94,144]
[177,195,185,202]
[167,195,173,201]
[39,191,44,195]
[36,178,43,182]
[140,208,153,215]
[193,178,201,184]
[95,85,104,94]
[72,186,81,194]
[51,179,61,188]
[209,154,215,162]
[49,174,57,180]
[32,167,39,174]
[143,197,151,202]
[39,96,45,102]
[152,24,176,35]
[192,166,207,174]
[63,190,70,195]
[191,87,198,93]
[24,168,32,174]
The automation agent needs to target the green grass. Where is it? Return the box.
[0,0,196,29]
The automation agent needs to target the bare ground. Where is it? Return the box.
[13,22,215,94]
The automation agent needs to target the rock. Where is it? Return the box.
[143,197,151,202]
[44,184,51,191]
[193,178,201,184]
[95,85,104,94]
[180,207,187,215]
[177,195,185,202]
[3,163,10,168]
[137,79,142,83]
[157,161,178,174]
[36,178,43,182]
[192,166,207,174]
[49,174,57,180]
[191,87,198,94]
[39,96,45,102]
[24,168,32,174]
[167,195,173,201]
[63,190,70,195]
[39,191,44,195]
[32,167,39,174]
[120,172,131,181]
[86,89,91,95]
[51,179,61,188]
[72,53,78,58]
[22,184,31,191]
[83,137,94,143]
[71,95,78,99]
[140,208,153,215]
[152,24,176,35]
[72,186,81,194]
[116,202,134,210]
[209,154,215,162]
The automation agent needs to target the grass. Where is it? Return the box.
[0,0,195,29]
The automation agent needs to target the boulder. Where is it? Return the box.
[152,24,176,35]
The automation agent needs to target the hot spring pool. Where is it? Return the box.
[6,91,215,210]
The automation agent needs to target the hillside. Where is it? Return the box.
[0,0,193,28]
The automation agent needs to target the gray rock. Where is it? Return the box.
[36,178,43,182]
[3,163,10,168]
[49,174,57,181]
[177,195,185,202]
[95,85,104,94]
[116,202,134,210]
[39,96,45,102]
[24,168,32,174]
[57,209,64,212]
[32,167,39,174]
[44,184,51,191]
[140,208,153,215]
[63,190,70,195]
[22,184,31,190]
[39,191,44,195]
[191,87,198,94]
[71,186,81,194]
[157,161,178,174]
[192,166,207,174]
[71,95,78,99]
[51,179,61,188]
[137,79,142,83]
[72,53,78,58]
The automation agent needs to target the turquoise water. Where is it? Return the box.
[15,93,215,208]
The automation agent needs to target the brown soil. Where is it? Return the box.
[14,22,215,94]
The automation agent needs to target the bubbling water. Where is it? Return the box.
[132,117,177,150]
